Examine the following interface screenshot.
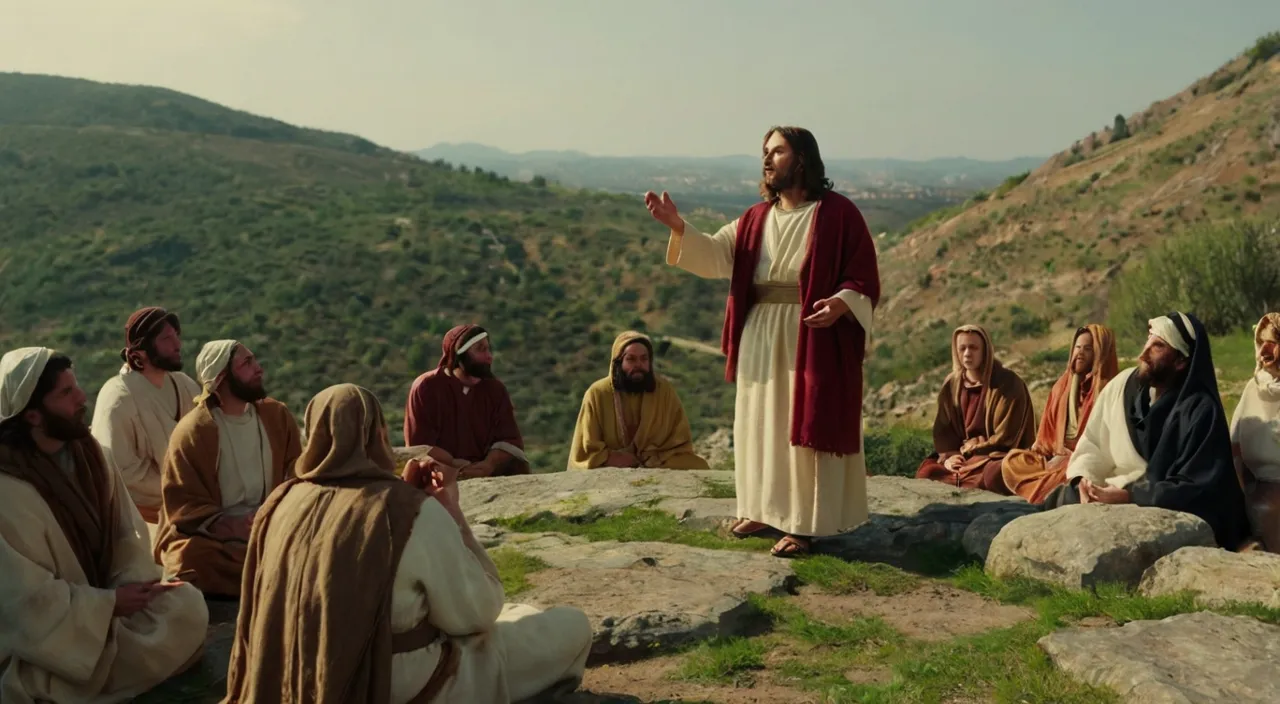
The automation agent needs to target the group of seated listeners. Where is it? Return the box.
[0,306,716,703]
[915,311,1280,553]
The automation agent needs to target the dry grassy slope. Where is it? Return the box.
[867,53,1280,422]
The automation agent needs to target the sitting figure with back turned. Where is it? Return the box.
[153,339,302,597]
[1044,312,1250,550]
[916,325,1036,493]
[0,347,207,704]
[404,324,530,480]
[1002,324,1119,502]
[1231,312,1280,550]
[223,383,593,704]
[568,330,710,470]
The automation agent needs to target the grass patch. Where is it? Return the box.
[864,425,933,478]
[495,507,774,552]
[699,477,736,498]
[793,555,921,596]
[489,547,550,596]
[674,637,767,686]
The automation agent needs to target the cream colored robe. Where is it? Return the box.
[211,406,274,519]
[1231,370,1280,484]
[0,467,209,704]
[669,203,874,536]
[388,498,592,703]
[91,367,201,519]
[1065,367,1149,489]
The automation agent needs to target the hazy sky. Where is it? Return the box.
[2,1,1278,160]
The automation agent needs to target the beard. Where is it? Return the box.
[1071,356,1093,375]
[1137,358,1181,387]
[43,407,91,442]
[613,365,656,394]
[151,351,183,372]
[763,162,799,191]
[228,374,267,403]
[460,358,494,379]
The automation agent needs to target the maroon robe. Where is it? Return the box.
[916,384,1010,493]
[402,369,527,474]
[723,190,881,455]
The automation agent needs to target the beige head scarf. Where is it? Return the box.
[194,339,240,406]
[1255,313,1280,381]
[296,383,398,482]
[0,347,54,422]
[1148,313,1197,358]
[948,325,995,408]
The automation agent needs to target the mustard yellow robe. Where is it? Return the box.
[567,376,710,470]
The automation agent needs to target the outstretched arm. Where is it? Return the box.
[645,190,737,279]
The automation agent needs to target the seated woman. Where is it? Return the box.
[222,383,593,704]
[1232,313,1280,551]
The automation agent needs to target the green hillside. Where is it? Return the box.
[0,73,737,470]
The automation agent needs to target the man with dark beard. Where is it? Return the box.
[404,324,530,479]
[568,331,710,470]
[153,339,302,597]
[1044,312,1250,549]
[0,347,208,703]
[646,126,880,558]
[91,306,202,526]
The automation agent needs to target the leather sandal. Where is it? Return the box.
[770,535,811,558]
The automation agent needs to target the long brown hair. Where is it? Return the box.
[758,126,834,202]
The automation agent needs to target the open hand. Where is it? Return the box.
[113,581,182,618]
[458,461,495,480]
[643,191,684,234]
[943,455,964,472]
[1084,480,1131,504]
[802,296,849,328]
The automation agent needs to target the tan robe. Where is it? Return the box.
[90,366,201,523]
[668,203,874,536]
[567,376,710,470]
[154,399,301,596]
[0,446,208,704]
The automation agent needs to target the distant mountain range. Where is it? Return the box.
[415,142,1044,194]
[414,143,1045,232]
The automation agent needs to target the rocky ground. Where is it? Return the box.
[138,468,1280,704]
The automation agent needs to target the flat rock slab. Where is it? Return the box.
[492,529,795,663]
[817,477,1034,569]
[985,504,1216,589]
[462,469,1033,569]
[1039,611,1280,703]
[1140,546,1280,607]
[460,467,738,528]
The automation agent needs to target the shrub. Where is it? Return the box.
[1107,218,1280,338]
[1111,114,1130,143]
[865,426,933,477]
[993,171,1030,199]
[1246,31,1280,68]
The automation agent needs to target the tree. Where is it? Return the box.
[530,174,548,188]
[1111,114,1130,143]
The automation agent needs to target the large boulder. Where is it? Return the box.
[1039,611,1280,703]
[1139,546,1280,608]
[492,529,795,663]
[984,504,1216,589]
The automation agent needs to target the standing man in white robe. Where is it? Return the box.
[91,306,201,528]
[0,347,208,704]
[645,126,881,558]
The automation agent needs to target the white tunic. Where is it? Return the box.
[388,499,593,703]
[90,367,201,515]
[211,406,273,517]
[1065,367,1149,488]
[0,463,209,703]
[1231,370,1280,484]
[668,203,874,536]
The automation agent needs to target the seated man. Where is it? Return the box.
[224,383,593,704]
[153,340,301,598]
[91,306,202,527]
[568,331,710,470]
[404,324,530,480]
[0,347,208,703]
[1231,312,1280,550]
[1046,312,1250,549]
[1002,324,1119,503]
[917,325,1036,492]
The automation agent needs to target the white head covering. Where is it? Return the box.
[1148,313,1197,358]
[0,347,54,422]
[195,339,240,402]
[457,331,488,355]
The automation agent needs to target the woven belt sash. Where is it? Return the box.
[753,283,801,304]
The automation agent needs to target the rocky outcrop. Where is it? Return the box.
[1039,611,1280,703]
[489,528,795,663]
[1139,546,1280,608]
[984,504,1216,589]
